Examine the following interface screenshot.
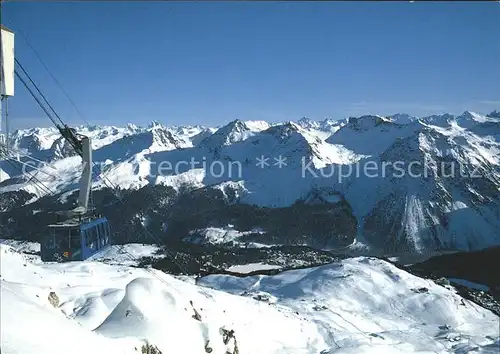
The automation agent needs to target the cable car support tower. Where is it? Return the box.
[1,19,188,274]
[1,23,111,262]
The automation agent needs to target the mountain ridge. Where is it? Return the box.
[1,110,499,257]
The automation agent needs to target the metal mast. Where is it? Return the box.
[1,9,15,151]
[1,0,15,184]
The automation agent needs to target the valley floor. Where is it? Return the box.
[1,242,499,354]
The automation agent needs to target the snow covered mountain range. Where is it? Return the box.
[0,110,499,256]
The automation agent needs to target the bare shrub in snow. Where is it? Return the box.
[48,291,59,308]
[140,342,162,354]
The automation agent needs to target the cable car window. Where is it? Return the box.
[86,228,91,248]
[54,228,68,249]
[98,223,104,241]
[70,229,80,248]
[86,226,97,249]
[84,230,89,247]
[94,227,98,248]
[45,234,56,249]
[96,223,101,247]
[85,229,93,248]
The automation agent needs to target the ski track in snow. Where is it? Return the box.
[1,243,499,354]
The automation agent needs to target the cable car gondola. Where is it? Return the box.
[41,216,111,262]
[38,131,112,262]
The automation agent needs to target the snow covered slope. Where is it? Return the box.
[334,127,500,253]
[326,115,421,156]
[0,167,9,183]
[1,243,498,354]
[296,117,346,140]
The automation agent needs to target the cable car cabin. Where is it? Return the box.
[41,217,111,262]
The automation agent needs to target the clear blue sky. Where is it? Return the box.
[3,1,500,130]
